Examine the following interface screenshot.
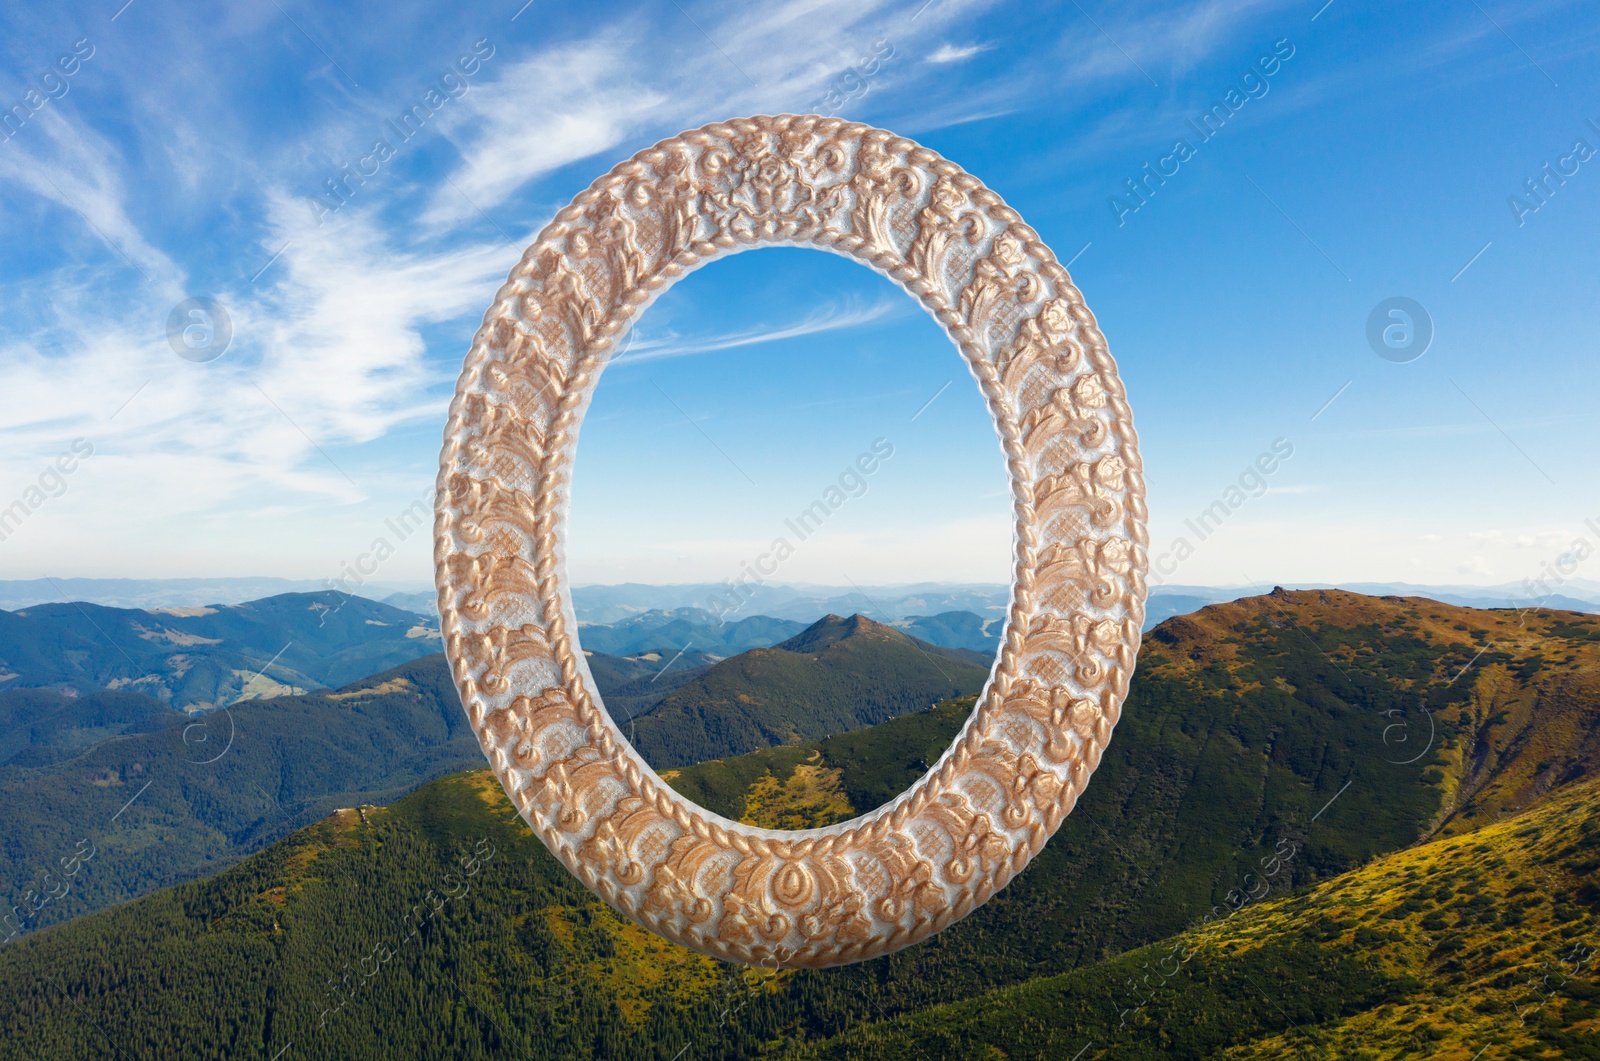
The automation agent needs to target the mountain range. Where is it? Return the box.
[0,577,427,612]
[575,607,1003,660]
[565,582,1016,626]
[10,575,1595,635]
[0,613,973,930]
[0,589,999,719]
[578,610,808,657]
[0,589,1594,1057]
[0,591,439,710]
[0,652,482,934]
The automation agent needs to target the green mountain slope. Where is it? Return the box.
[1,590,1594,1059]
[797,773,1600,1060]
[629,614,990,768]
[0,653,485,936]
[0,687,187,767]
[0,700,968,1057]
[0,591,441,709]
[581,645,717,727]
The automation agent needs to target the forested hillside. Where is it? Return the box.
[0,687,187,767]
[627,614,990,767]
[661,696,972,827]
[581,645,719,727]
[0,653,483,934]
[2,591,1593,1057]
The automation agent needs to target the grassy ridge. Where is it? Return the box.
[798,775,1600,1059]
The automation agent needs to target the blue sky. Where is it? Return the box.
[0,0,1597,594]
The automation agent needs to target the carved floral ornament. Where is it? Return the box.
[434,115,1148,968]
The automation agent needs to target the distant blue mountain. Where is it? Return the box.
[575,608,807,657]
[0,591,439,709]
[0,576,429,611]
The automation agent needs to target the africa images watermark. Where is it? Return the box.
[700,437,896,619]
[166,296,233,363]
[308,38,496,224]
[1512,516,1600,620]
[1114,836,1300,1028]
[1507,117,1598,228]
[1450,112,1599,279]
[808,36,895,117]
[1147,437,1294,586]
[1110,38,1297,227]
[1366,296,1434,363]
[324,485,435,597]
[0,37,95,146]
[3,839,96,946]
[0,438,95,546]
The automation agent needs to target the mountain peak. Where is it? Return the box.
[776,612,901,653]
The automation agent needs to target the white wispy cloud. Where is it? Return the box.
[420,0,992,226]
[612,298,903,366]
[0,188,515,518]
[248,194,515,442]
[0,109,183,293]
[927,42,990,63]
[420,35,671,227]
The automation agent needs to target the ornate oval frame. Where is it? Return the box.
[435,115,1147,968]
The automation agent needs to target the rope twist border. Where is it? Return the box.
[435,115,1147,967]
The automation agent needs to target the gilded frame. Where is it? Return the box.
[435,115,1147,968]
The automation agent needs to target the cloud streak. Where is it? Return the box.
[612,298,904,366]
[927,42,991,63]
